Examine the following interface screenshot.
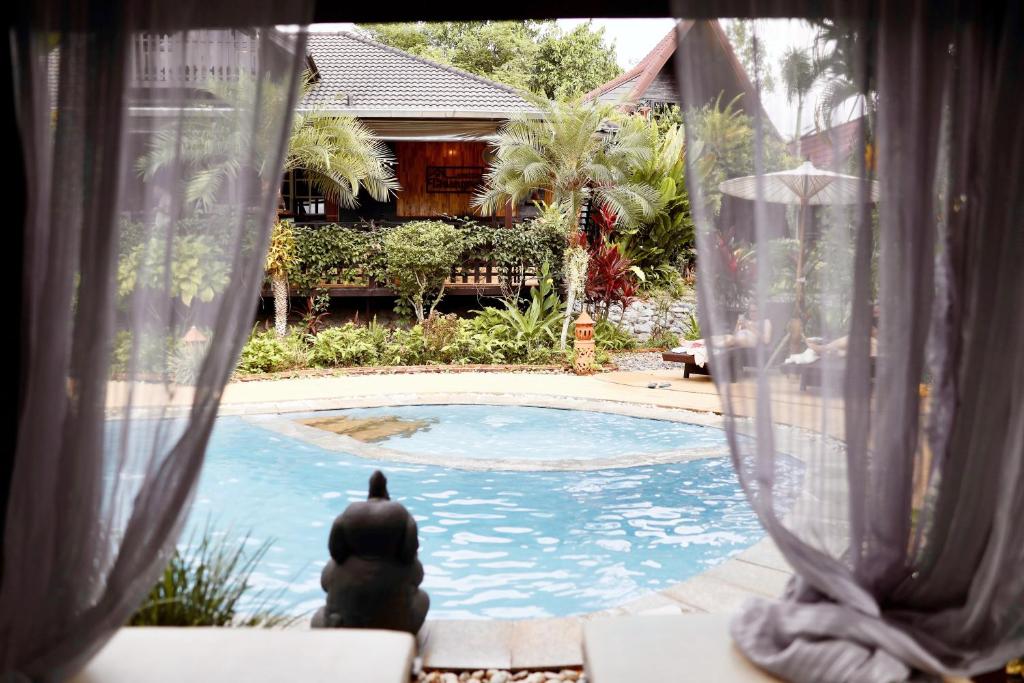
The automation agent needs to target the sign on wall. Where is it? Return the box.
[426,166,484,194]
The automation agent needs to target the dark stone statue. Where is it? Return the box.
[311,470,429,634]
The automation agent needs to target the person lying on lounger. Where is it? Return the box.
[787,307,879,364]
[716,303,772,349]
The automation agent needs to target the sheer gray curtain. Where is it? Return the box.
[1,2,311,680]
[673,2,1023,681]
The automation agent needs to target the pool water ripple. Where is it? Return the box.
[187,407,802,619]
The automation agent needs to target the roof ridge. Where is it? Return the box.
[312,30,530,103]
[582,23,680,102]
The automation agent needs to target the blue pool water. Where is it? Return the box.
[187,407,801,619]
[318,404,727,461]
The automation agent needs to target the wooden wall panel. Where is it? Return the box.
[395,141,499,218]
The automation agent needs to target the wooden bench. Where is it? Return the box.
[661,352,709,378]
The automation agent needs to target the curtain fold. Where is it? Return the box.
[1,2,312,680]
[673,2,1024,680]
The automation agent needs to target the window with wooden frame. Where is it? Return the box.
[280,169,326,218]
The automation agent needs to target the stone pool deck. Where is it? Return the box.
[206,369,796,671]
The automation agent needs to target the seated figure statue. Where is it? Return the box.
[311,470,429,634]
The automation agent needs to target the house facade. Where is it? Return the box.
[281,31,537,227]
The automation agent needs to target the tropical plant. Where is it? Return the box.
[265,221,297,337]
[490,262,563,351]
[647,329,680,350]
[138,71,399,213]
[285,90,399,209]
[779,46,823,157]
[308,323,386,367]
[686,94,754,216]
[236,328,308,374]
[585,206,642,321]
[135,73,294,211]
[686,93,794,215]
[592,318,638,351]
[129,526,291,627]
[812,18,876,128]
[117,231,231,306]
[586,240,640,322]
[381,221,465,323]
[712,229,757,309]
[618,121,695,282]
[473,97,662,228]
[682,310,702,341]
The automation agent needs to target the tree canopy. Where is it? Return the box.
[357,21,621,100]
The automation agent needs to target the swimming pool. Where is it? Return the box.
[188,406,801,619]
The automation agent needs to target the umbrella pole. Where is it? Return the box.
[789,198,808,353]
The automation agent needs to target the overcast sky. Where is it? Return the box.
[307,19,823,140]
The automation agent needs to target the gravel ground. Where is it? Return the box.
[609,351,678,372]
[418,670,584,683]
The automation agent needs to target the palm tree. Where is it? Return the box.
[264,221,296,337]
[811,19,875,129]
[779,46,821,158]
[138,72,399,336]
[285,100,399,211]
[474,97,662,349]
[473,97,662,229]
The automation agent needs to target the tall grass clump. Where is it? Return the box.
[129,525,293,627]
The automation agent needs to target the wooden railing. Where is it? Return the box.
[129,31,259,87]
[315,260,536,298]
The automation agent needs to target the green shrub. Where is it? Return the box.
[381,221,464,323]
[110,329,177,377]
[237,329,307,374]
[593,318,638,351]
[308,323,383,367]
[129,526,291,627]
[380,326,427,365]
[682,311,702,341]
[647,329,680,350]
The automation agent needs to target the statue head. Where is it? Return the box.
[368,470,390,500]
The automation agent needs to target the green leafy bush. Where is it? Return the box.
[308,323,382,367]
[593,318,639,351]
[379,326,427,365]
[110,330,178,377]
[381,221,465,323]
[619,121,695,287]
[489,263,563,353]
[647,329,680,350]
[237,329,307,374]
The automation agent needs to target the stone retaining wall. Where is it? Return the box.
[605,296,698,341]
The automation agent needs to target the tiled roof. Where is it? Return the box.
[301,32,534,118]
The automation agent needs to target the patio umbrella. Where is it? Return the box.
[718,160,880,351]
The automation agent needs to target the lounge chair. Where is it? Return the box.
[661,351,710,378]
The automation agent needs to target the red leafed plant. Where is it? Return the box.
[585,206,640,321]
